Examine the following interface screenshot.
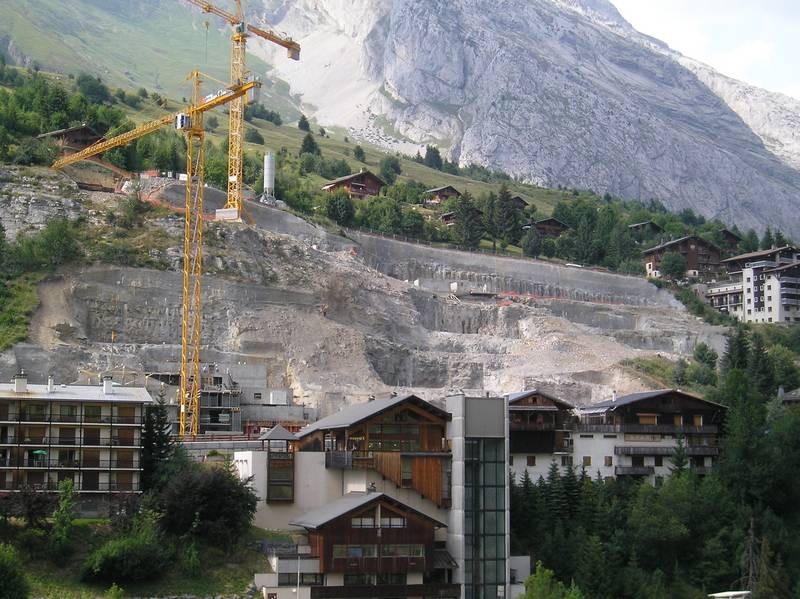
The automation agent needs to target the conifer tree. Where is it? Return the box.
[141,386,174,492]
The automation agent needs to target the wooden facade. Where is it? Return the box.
[643,235,721,278]
[308,497,439,575]
[425,185,461,205]
[509,391,575,455]
[322,170,385,199]
[298,395,452,506]
[533,217,569,238]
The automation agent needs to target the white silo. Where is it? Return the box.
[263,151,275,201]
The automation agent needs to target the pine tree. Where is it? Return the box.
[722,327,750,374]
[297,113,310,131]
[141,386,174,492]
[670,434,688,475]
[747,332,775,399]
[453,191,483,248]
[760,226,775,250]
[495,184,521,245]
[300,132,320,156]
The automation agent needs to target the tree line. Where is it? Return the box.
[513,326,800,598]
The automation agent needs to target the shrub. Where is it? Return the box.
[0,543,30,599]
[82,512,169,583]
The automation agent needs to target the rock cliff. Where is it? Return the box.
[255,0,800,237]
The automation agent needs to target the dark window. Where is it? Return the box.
[526,455,536,467]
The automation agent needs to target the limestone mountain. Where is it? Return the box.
[256,0,800,237]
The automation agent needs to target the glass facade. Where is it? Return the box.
[464,438,506,599]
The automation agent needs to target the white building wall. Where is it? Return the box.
[572,434,618,479]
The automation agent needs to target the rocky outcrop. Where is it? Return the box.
[258,0,800,238]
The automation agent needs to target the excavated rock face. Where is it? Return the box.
[260,0,800,238]
[1,169,726,407]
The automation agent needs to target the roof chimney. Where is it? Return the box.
[611,390,617,403]
[47,375,55,393]
[13,371,27,394]
[102,376,114,395]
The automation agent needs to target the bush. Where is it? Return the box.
[0,543,30,599]
[82,512,169,583]
[157,462,257,551]
[245,127,264,145]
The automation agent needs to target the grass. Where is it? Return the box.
[0,274,44,350]
[3,519,274,598]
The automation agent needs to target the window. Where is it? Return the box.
[401,457,413,488]
[674,415,683,426]
[582,456,591,467]
[746,277,751,282]
[654,456,663,467]
[526,455,536,467]
[603,434,617,439]
[332,545,377,558]
[344,574,375,585]
[84,405,101,422]
[279,573,323,586]
[253,393,262,400]
[604,456,612,467]
[632,455,644,467]
[693,414,703,427]
[380,544,424,557]
[380,516,406,528]
[637,414,657,425]
[561,455,573,467]
[351,516,375,528]
[508,455,513,466]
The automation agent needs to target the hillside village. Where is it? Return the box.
[0,5,800,599]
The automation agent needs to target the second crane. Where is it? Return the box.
[186,0,300,220]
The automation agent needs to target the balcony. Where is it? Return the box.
[0,481,140,492]
[614,445,719,457]
[0,458,140,469]
[325,450,375,470]
[310,583,460,598]
[615,466,655,476]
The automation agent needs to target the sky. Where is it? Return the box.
[612,0,800,100]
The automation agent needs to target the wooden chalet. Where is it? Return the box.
[321,169,385,199]
[424,185,461,205]
[533,217,570,238]
[508,390,575,456]
[718,228,742,252]
[720,245,799,274]
[580,389,725,477]
[289,492,458,598]
[297,394,452,507]
[643,235,721,278]
[440,211,456,227]
[508,195,528,211]
[38,123,102,152]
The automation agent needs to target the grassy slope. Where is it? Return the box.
[6,520,275,598]
[0,0,286,106]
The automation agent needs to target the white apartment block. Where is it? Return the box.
[707,246,800,324]
[0,372,152,513]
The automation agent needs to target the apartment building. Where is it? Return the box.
[507,389,725,485]
[706,246,800,323]
[0,372,151,512]
[237,392,519,599]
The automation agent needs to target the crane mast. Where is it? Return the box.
[52,74,261,437]
[185,0,300,219]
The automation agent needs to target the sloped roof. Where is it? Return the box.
[507,389,575,410]
[628,220,665,232]
[258,424,297,441]
[289,491,447,530]
[721,245,798,263]
[37,123,100,139]
[535,217,569,228]
[643,235,720,255]
[580,389,725,414]
[297,394,450,438]
[321,170,385,188]
[426,185,461,195]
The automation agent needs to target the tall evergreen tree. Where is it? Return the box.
[141,386,174,492]
[747,332,776,399]
[480,192,499,250]
[495,184,521,245]
[300,132,320,156]
[453,191,483,248]
[722,327,750,374]
[760,226,775,250]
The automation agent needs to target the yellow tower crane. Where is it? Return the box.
[53,72,262,438]
[185,0,300,219]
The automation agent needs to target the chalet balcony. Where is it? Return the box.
[325,450,374,469]
[0,458,140,469]
[615,466,655,476]
[615,445,719,457]
[509,421,557,432]
[0,481,140,492]
[310,583,461,598]
[578,424,718,435]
